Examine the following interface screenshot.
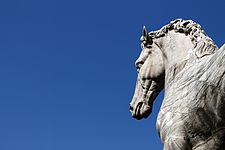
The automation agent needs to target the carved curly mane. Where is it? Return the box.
[148,19,218,58]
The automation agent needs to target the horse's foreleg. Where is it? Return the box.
[158,111,192,150]
[163,135,191,150]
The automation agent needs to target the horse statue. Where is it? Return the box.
[129,19,225,150]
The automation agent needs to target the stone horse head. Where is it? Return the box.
[129,26,165,120]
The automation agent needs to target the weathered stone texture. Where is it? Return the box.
[129,19,225,149]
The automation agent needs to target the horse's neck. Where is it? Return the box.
[158,31,195,87]
[160,31,194,68]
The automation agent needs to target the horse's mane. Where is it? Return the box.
[148,19,218,58]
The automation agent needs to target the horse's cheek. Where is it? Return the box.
[150,62,164,79]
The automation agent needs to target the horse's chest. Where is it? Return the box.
[156,79,203,141]
[157,76,225,146]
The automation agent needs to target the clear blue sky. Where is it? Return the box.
[0,0,224,150]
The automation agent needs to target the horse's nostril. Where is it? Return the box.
[129,106,134,112]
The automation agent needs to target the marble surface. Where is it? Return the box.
[129,19,225,150]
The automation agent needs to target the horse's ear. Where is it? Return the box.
[142,26,153,44]
[142,26,153,45]
[143,26,148,37]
